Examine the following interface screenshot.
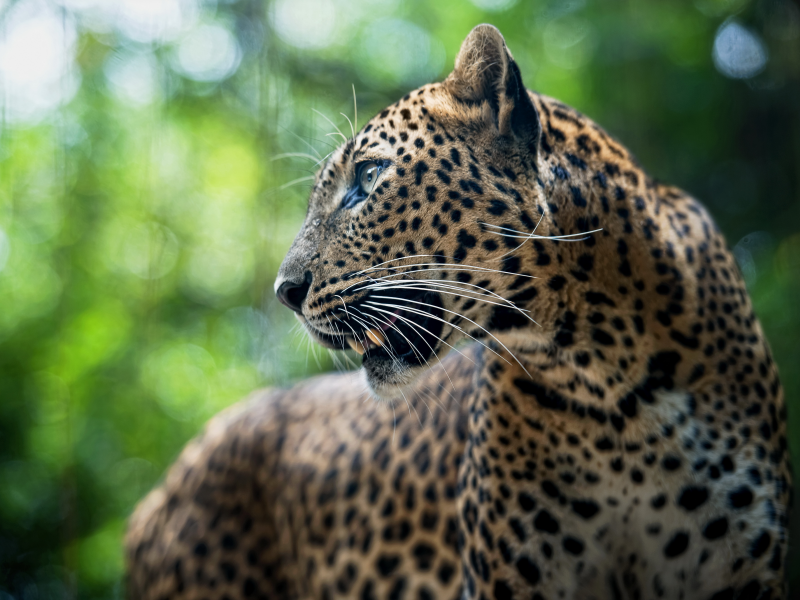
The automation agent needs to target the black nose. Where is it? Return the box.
[276,272,312,314]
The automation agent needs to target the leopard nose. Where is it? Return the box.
[275,271,312,314]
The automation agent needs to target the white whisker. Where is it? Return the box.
[365,298,508,371]
[358,282,537,325]
[279,126,324,159]
[367,297,531,378]
[349,306,427,367]
[361,304,470,398]
[279,175,316,191]
[355,277,535,319]
[352,84,358,133]
[312,108,349,143]
[270,152,320,163]
[350,255,534,281]
[492,212,545,261]
[340,112,355,139]
[480,222,603,241]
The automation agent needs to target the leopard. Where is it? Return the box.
[126,24,791,600]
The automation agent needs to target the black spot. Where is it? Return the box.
[647,351,681,380]
[703,517,729,540]
[661,455,681,471]
[554,330,574,347]
[220,562,237,582]
[490,305,530,331]
[592,328,615,346]
[509,287,538,303]
[242,577,258,596]
[518,492,536,512]
[617,394,637,418]
[541,480,560,498]
[749,531,771,559]
[571,186,587,207]
[412,542,436,569]
[414,161,430,185]
[571,499,600,519]
[562,536,584,555]
[376,555,400,577]
[437,562,455,585]
[708,588,735,600]
[549,275,567,291]
[493,580,512,600]
[516,556,541,585]
[502,255,520,274]
[595,437,613,451]
[488,200,509,216]
[670,329,699,349]
[663,532,689,558]
[677,486,709,511]
[457,229,477,248]
[514,378,567,411]
[509,518,526,543]
[436,170,451,184]
[729,486,753,509]
[769,543,782,571]
[585,291,616,307]
[737,581,762,600]
[533,509,560,534]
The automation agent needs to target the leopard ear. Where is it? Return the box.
[446,24,540,156]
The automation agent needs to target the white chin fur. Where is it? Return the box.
[362,363,418,402]
[361,344,451,401]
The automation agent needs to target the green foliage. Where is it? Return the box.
[0,0,798,597]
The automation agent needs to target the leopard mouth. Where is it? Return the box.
[306,288,446,367]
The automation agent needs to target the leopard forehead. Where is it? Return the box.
[303,87,543,294]
[309,83,518,216]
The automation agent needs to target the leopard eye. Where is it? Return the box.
[358,161,381,195]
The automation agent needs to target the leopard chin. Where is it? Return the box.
[309,288,450,400]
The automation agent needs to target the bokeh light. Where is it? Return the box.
[713,20,769,78]
[0,0,80,124]
[172,23,242,82]
[271,0,338,49]
[104,51,160,106]
[357,19,445,88]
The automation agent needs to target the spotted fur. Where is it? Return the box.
[127,25,790,600]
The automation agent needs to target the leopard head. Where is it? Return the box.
[274,24,610,399]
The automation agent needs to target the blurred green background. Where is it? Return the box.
[0,0,798,597]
